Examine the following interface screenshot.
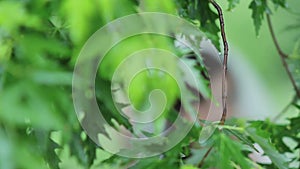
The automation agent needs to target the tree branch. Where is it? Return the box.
[197,0,228,165]
[266,15,288,58]
[210,0,229,125]
[197,146,213,168]
[266,14,300,98]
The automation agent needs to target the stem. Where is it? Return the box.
[197,146,213,168]
[210,0,229,125]
[218,125,244,131]
[266,15,288,58]
[266,14,300,98]
[198,1,228,166]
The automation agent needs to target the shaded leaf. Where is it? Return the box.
[224,128,259,152]
[45,139,61,169]
[271,0,287,8]
[249,0,269,36]
[246,127,290,169]
[227,0,240,10]
[176,0,220,50]
[216,133,252,169]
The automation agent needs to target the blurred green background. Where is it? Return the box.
[218,0,300,120]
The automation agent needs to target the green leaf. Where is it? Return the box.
[216,133,252,169]
[0,39,13,63]
[0,82,64,129]
[30,71,72,86]
[227,0,240,11]
[246,127,290,169]
[224,128,259,152]
[180,165,198,169]
[84,136,97,167]
[176,0,221,50]
[45,139,61,169]
[69,132,97,167]
[61,0,95,45]
[17,33,70,61]
[59,145,85,169]
[247,119,299,154]
[0,1,41,34]
[249,0,269,36]
[33,130,61,169]
[271,0,287,8]
[181,57,211,98]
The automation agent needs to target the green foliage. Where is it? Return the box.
[246,126,290,169]
[271,0,287,8]
[248,0,287,36]
[215,133,252,169]
[176,0,220,49]
[249,0,269,36]
[227,0,240,11]
[0,0,299,169]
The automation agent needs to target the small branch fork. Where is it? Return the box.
[266,14,300,98]
[209,0,229,125]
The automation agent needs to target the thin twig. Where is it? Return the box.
[197,146,213,168]
[266,15,288,58]
[273,102,291,122]
[210,0,229,125]
[272,96,297,122]
[197,1,228,166]
[266,14,300,98]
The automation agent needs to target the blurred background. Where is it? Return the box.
[219,0,300,120]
